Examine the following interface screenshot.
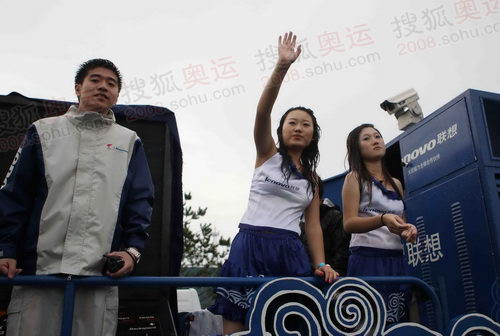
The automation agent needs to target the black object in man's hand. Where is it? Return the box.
[102,255,124,274]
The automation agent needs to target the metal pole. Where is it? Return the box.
[60,278,76,336]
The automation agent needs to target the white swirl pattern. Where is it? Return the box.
[230,277,500,336]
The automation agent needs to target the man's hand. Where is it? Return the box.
[0,258,22,279]
[105,252,134,278]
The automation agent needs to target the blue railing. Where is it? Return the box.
[0,275,443,336]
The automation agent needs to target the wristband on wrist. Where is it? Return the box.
[317,262,326,268]
[380,213,386,226]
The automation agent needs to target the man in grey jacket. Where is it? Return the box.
[0,59,154,336]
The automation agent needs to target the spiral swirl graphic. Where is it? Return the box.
[323,279,386,336]
[237,277,387,336]
[241,278,330,335]
[386,292,406,323]
[273,303,322,336]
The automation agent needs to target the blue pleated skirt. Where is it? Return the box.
[347,246,411,323]
[208,224,312,323]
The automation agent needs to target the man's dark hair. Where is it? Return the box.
[75,59,122,91]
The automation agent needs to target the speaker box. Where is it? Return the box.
[0,92,184,335]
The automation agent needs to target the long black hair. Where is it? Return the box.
[276,106,322,196]
[346,123,401,202]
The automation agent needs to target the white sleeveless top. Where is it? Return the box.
[349,178,405,250]
[240,152,313,234]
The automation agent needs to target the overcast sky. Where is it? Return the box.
[1,0,499,239]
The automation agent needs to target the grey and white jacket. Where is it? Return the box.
[0,105,154,275]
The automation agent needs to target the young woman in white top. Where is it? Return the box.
[209,32,338,334]
[342,123,417,322]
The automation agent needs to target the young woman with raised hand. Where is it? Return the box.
[208,32,338,334]
[342,123,417,323]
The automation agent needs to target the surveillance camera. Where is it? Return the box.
[380,89,420,115]
[380,88,423,131]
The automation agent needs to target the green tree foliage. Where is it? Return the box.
[181,192,231,276]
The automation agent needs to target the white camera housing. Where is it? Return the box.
[380,88,423,130]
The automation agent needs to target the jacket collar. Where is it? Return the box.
[65,105,115,129]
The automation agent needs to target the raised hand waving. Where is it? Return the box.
[278,32,302,66]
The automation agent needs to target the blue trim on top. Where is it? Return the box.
[289,163,306,179]
[371,177,402,201]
